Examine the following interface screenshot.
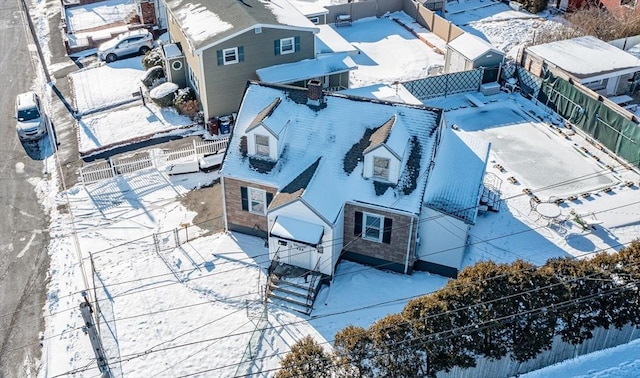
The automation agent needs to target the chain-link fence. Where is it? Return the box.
[403,69,483,100]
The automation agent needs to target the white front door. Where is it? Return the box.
[288,242,314,271]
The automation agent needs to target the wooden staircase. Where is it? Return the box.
[265,263,325,315]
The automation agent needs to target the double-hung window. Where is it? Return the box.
[280,37,295,54]
[354,211,393,244]
[241,186,273,215]
[373,157,390,180]
[223,47,239,64]
[363,213,383,242]
[255,135,270,156]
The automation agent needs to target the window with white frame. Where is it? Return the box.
[363,213,383,242]
[308,16,320,24]
[280,37,295,55]
[249,188,266,214]
[188,65,199,93]
[223,47,239,64]
[255,135,270,156]
[373,157,390,180]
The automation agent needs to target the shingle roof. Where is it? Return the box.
[166,0,317,52]
[222,81,443,223]
[268,158,321,210]
[246,97,281,133]
[422,128,490,224]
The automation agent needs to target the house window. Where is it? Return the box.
[224,47,238,64]
[188,65,199,93]
[217,46,244,65]
[280,38,295,54]
[354,211,392,244]
[308,16,320,24]
[241,187,273,215]
[363,213,383,242]
[255,134,270,156]
[373,157,390,180]
[274,37,299,55]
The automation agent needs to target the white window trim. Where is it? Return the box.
[308,16,320,24]
[363,213,383,243]
[223,47,239,65]
[280,37,295,55]
[188,65,199,93]
[372,156,390,180]
[255,134,270,156]
[248,187,266,215]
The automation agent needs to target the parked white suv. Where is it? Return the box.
[15,91,48,141]
[97,29,154,63]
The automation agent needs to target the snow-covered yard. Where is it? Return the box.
[333,14,446,87]
[37,4,640,378]
[446,0,565,58]
[64,0,136,33]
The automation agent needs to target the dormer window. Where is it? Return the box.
[373,157,390,180]
[255,135,270,156]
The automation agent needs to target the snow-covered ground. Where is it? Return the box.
[332,14,445,87]
[31,2,640,378]
[446,0,565,58]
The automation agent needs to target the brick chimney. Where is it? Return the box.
[307,79,324,106]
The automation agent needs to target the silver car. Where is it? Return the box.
[15,91,48,141]
[97,29,154,63]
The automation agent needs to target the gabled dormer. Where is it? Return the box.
[362,115,410,184]
[245,97,290,160]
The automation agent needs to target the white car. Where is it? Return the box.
[97,29,154,63]
[15,91,48,141]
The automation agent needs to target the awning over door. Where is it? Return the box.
[270,216,324,245]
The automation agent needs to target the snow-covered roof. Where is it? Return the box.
[338,84,424,105]
[288,0,329,17]
[315,24,358,55]
[163,43,182,59]
[271,215,325,244]
[447,32,503,61]
[526,36,640,79]
[166,0,318,52]
[255,53,357,84]
[222,82,443,223]
[422,128,490,224]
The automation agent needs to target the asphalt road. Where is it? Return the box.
[0,0,51,376]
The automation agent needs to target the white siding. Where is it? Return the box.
[363,145,401,184]
[246,126,278,159]
[268,200,336,276]
[416,207,468,270]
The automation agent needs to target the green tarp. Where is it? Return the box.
[538,72,640,168]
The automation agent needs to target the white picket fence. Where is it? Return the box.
[79,138,228,185]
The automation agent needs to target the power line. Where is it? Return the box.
[48,259,640,377]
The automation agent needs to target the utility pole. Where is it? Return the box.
[80,292,113,378]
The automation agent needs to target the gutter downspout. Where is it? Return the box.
[404,215,415,274]
[221,177,228,232]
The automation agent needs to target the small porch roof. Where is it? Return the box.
[270,216,324,245]
[256,53,357,84]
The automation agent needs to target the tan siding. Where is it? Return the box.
[343,203,416,268]
[201,28,315,118]
[168,17,201,84]
[223,177,277,234]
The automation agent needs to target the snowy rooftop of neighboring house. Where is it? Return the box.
[315,24,358,55]
[166,0,318,52]
[447,32,504,61]
[289,0,329,17]
[422,128,490,224]
[255,53,357,84]
[222,82,443,223]
[338,83,424,105]
[526,36,640,78]
[65,0,136,33]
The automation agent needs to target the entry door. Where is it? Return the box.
[288,242,314,271]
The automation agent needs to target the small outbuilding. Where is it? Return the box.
[444,33,505,74]
[522,36,640,96]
